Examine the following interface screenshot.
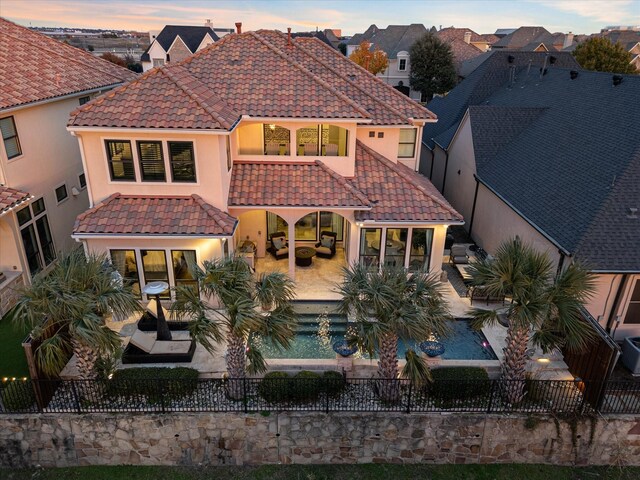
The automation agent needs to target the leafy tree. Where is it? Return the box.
[100,52,127,68]
[573,37,636,74]
[338,264,451,402]
[349,40,389,75]
[409,32,457,101]
[7,250,142,380]
[171,257,298,399]
[468,238,596,405]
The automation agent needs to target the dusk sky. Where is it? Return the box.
[2,0,639,35]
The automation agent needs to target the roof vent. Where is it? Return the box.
[613,75,623,86]
[628,207,638,219]
[570,70,579,80]
[229,58,240,66]
[347,74,357,81]
[549,55,557,64]
[287,27,292,47]
[508,55,515,63]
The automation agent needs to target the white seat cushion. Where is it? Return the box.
[146,300,170,320]
[316,246,332,255]
[129,330,156,353]
[276,247,289,256]
[168,331,192,341]
[150,341,193,355]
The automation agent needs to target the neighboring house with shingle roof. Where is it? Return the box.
[565,30,640,71]
[347,24,428,101]
[0,17,135,317]
[436,27,497,52]
[491,26,573,52]
[68,28,462,297]
[420,61,640,341]
[141,24,220,72]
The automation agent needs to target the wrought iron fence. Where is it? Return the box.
[598,381,640,414]
[0,377,618,415]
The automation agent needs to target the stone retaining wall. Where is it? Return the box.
[1,413,639,468]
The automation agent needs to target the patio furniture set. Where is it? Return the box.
[449,244,505,305]
[267,231,337,267]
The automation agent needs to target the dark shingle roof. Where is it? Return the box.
[491,26,554,50]
[468,69,640,271]
[421,50,580,150]
[154,25,219,53]
[349,24,427,58]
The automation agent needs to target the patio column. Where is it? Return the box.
[288,221,295,279]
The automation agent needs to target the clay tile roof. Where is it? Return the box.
[228,161,371,208]
[0,17,137,111]
[73,194,237,236]
[350,141,463,223]
[69,29,434,129]
[0,186,32,216]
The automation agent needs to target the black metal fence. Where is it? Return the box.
[4,376,630,415]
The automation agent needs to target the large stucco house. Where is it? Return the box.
[0,18,135,317]
[420,52,640,341]
[68,28,462,301]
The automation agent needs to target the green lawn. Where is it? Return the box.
[0,465,638,480]
[0,317,31,378]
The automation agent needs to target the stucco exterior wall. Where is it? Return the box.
[441,117,476,224]
[76,130,229,211]
[0,97,91,278]
[430,146,447,192]
[142,42,168,72]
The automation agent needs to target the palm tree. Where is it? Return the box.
[171,256,297,399]
[337,263,451,402]
[468,238,596,405]
[6,249,142,380]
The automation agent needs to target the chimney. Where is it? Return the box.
[235,22,242,34]
[287,27,292,46]
[463,31,472,44]
[563,32,574,49]
[204,19,213,29]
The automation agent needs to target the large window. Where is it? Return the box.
[408,228,434,272]
[110,250,141,297]
[296,125,348,157]
[266,211,344,242]
[105,140,135,181]
[172,250,198,296]
[398,128,417,158]
[384,228,407,267]
[141,250,169,298]
[168,141,196,182]
[263,124,291,155]
[16,198,55,276]
[137,141,165,181]
[359,228,381,269]
[0,116,22,159]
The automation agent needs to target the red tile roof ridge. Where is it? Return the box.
[248,30,371,120]
[0,185,32,214]
[190,193,237,230]
[160,65,237,130]
[68,67,164,125]
[294,34,437,121]
[314,160,372,206]
[1,19,134,85]
[355,141,463,220]
[74,192,120,226]
[233,160,316,166]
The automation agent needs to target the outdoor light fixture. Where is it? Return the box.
[268,124,276,130]
[537,358,550,364]
[142,281,172,341]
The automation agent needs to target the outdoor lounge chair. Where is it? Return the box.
[267,232,289,260]
[315,231,337,259]
[122,330,196,364]
[137,300,190,331]
[449,244,469,265]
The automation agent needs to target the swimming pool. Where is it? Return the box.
[256,314,497,360]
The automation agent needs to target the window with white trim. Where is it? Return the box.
[78,173,87,189]
[398,128,417,158]
[105,140,135,181]
[0,116,22,159]
[16,198,55,276]
[137,141,165,182]
[55,184,68,203]
[398,58,407,71]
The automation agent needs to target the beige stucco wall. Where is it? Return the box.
[0,97,91,278]
[76,130,230,210]
[430,146,447,192]
[141,41,168,72]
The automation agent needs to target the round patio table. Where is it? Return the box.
[295,247,315,267]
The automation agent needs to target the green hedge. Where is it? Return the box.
[107,367,199,402]
[323,370,346,396]
[428,367,490,401]
[258,371,346,403]
[258,371,291,403]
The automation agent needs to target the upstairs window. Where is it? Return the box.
[398,128,417,158]
[152,58,165,67]
[169,142,196,182]
[0,116,22,159]
[78,173,87,189]
[55,184,68,203]
[79,96,90,105]
[137,141,165,182]
[17,198,55,276]
[398,58,407,71]
[105,140,135,181]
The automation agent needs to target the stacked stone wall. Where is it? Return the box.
[1,413,639,468]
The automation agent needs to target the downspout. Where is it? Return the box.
[441,148,450,194]
[468,177,480,236]
[606,274,627,334]
[428,147,435,180]
[555,251,565,278]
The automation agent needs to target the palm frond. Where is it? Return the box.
[401,349,432,386]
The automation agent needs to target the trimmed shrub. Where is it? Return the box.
[323,370,346,396]
[428,367,490,401]
[258,371,291,403]
[291,371,321,402]
[107,367,199,402]
[1,380,36,411]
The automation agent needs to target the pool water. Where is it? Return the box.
[256,314,497,360]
